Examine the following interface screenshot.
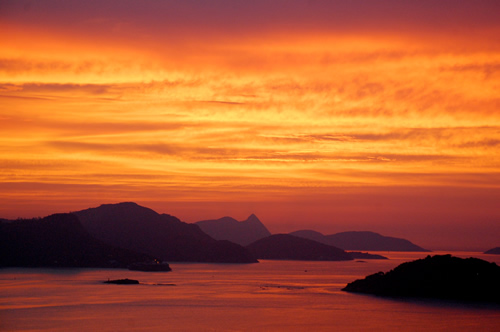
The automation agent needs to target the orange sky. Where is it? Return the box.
[1,1,499,250]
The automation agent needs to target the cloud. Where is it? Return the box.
[1,0,500,242]
[4,1,500,41]
[440,61,500,78]
[457,139,500,149]
[43,137,465,167]
[259,134,354,143]
[18,83,113,95]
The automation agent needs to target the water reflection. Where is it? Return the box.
[1,252,499,331]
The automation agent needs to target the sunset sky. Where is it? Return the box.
[1,1,499,250]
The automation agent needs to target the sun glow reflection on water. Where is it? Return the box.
[1,252,499,331]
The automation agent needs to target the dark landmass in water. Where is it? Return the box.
[75,202,257,263]
[290,230,429,252]
[348,252,388,260]
[104,278,139,285]
[0,213,155,268]
[196,214,271,246]
[484,247,500,255]
[342,254,500,304]
[246,234,354,261]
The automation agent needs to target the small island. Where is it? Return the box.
[348,252,387,260]
[103,278,139,285]
[342,255,500,304]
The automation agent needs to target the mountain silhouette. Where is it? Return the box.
[484,247,500,254]
[0,213,153,268]
[196,214,271,246]
[246,234,353,261]
[74,202,257,263]
[343,254,500,304]
[290,230,429,252]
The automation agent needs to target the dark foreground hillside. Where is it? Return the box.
[0,213,153,268]
[343,254,500,304]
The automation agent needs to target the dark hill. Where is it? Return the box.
[74,202,257,263]
[290,230,429,252]
[196,214,271,246]
[289,230,326,243]
[342,255,500,304]
[246,234,353,261]
[484,247,500,254]
[0,213,153,268]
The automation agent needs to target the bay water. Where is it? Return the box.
[1,252,499,331]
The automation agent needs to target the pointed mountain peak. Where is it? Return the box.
[245,214,260,223]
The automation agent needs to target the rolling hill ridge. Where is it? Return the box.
[290,230,429,252]
[75,202,257,263]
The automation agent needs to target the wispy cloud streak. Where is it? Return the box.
[1,1,499,250]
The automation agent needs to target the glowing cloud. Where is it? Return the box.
[1,0,499,249]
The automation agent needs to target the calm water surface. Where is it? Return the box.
[1,252,499,331]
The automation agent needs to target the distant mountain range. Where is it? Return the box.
[196,214,271,246]
[290,230,429,252]
[484,247,500,255]
[0,213,153,268]
[74,202,257,263]
[194,215,428,252]
[1,202,436,268]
